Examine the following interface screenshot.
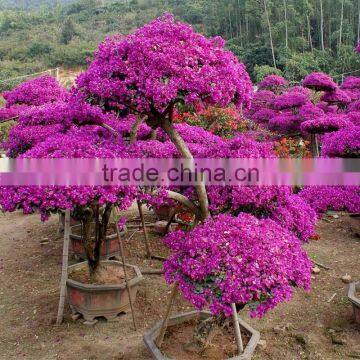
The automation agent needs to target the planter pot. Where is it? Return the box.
[70,224,127,260]
[67,260,143,322]
[348,282,360,324]
[154,205,175,221]
[58,211,79,232]
[143,310,260,360]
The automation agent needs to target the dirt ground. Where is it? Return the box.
[0,209,359,360]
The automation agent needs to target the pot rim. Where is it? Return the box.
[69,223,127,241]
[66,260,143,291]
[348,281,360,306]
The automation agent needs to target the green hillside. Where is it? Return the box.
[1,0,359,91]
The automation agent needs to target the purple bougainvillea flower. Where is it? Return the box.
[301,114,353,135]
[303,72,337,92]
[321,89,351,106]
[258,75,288,91]
[163,213,312,318]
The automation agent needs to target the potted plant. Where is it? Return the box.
[67,260,143,322]
[69,216,127,260]
[75,12,253,222]
[348,282,360,324]
[0,101,143,321]
[144,213,312,359]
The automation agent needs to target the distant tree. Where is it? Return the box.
[60,18,77,44]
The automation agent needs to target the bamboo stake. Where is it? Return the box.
[116,224,137,331]
[231,303,244,354]
[137,200,152,258]
[56,209,71,325]
[156,281,179,348]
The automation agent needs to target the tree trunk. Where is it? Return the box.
[339,0,344,52]
[307,15,313,51]
[81,203,113,279]
[228,5,233,38]
[264,0,277,68]
[82,208,96,277]
[358,0,360,41]
[130,116,143,144]
[150,129,157,140]
[320,0,325,52]
[283,0,288,48]
[161,117,210,220]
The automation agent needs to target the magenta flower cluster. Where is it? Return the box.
[302,72,337,91]
[75,13,253,115]
[258,75,288,92]
[163,213,312,318]
[299,186,360,214]
[301,114,352,135]
[3,75,68,107]
[321,126,360,157]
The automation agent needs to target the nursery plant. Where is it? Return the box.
[162,213,312,354]
[75,13,253,219]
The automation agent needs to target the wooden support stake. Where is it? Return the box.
[156,281,179,348]
[56,209,71,325]
[140,269,165,275]
[137,200,152,258]
[116,224,137,331]
[231,303,244,354]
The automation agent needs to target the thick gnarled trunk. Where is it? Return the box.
[81,203,113,280]
[161,117,210,220]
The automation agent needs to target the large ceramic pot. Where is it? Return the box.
[58,211,79,231]
[153,205,175,221]
[348,281,360,324]
[143,310,260,360]
[67,260,143,322]
[70,224,127,260]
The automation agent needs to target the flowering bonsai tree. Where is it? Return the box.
[321,89,351,108]
[0,97,139,279]
[75,13,253,219]
[0,75,68,123]
[303,72,337,92]
[258,75,288,93]
[321,126,360,158]
[299,125,360,216]
[163,213,311,351]
[301,114,353,136]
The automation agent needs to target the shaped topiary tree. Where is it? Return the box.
[162,213,311,354]
[75,13,253,219]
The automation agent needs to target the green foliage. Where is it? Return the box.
[254,65,283,83]
[0,121,15,146]
[0,0,359,86]
[60,18,77,44]
[283,52,321,82]
[0,60,43,92]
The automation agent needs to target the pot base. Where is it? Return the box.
[67,261,143,322]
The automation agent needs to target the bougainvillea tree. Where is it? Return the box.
[0,75,69,125]
[321,89,351,108]
[258,75,288,93]
[321,126,360,158]
[302,72,337,92]
[301,114,353,136]
[3,75,68,108]
[164,213,311,317]
[75,13,253,219]
[0,94,141,279]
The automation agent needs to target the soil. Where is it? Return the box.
[162,318,249,360]
[68,264,136,285]
[0,208,359,359]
